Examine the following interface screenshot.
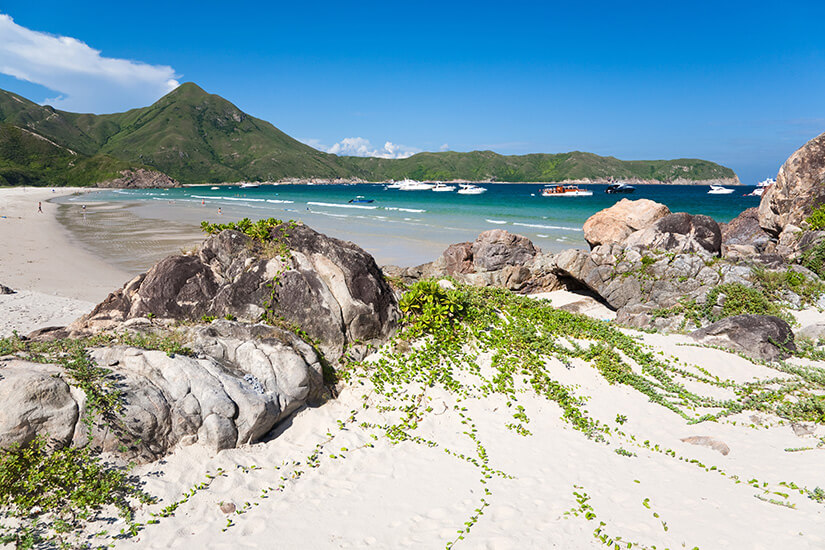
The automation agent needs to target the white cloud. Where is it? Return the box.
[0,14,179,113]
[325,137,418,159]
[440,143,449,151]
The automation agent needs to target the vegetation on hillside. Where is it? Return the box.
[0,84,737,186]
[0,124,137,187]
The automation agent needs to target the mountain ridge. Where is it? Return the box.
[0,83,739,186]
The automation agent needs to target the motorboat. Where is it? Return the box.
[708,185,734,195]
[541,185,593,197]
[210,186,220,190]
[457,184,487,195]
[745,177,775,197]
[431,182,456,192]
[240,182,260,189]
[605,182,636,194]
[348,196,374,204]
[398,178,434,191]
[385,180,403,189]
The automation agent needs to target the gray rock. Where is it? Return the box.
[758,131,825,237]
[624,212,722,256]
[0,321,325,461]
[470,229,539,271]
[0,284,14,295]
[797,322,825,342]
[690,314,796,361]
[0,363,78,449]
[69,223,399,361]
[721,207,774,259]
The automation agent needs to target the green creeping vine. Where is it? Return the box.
[0,437,154,549]
[0,333,198,548]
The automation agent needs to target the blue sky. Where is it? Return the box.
[1,0,823,183]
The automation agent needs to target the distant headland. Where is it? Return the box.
[0,82,738,187]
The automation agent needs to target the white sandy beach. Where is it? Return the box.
[1,187,824,549]
[113,330,825,550]
[0,188,135,336]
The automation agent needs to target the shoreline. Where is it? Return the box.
[0,187,132,301]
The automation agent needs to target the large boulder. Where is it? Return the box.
[583,199,671,248]
[690,315,796,361]
[470,229,539,271]
[0,320,325,461]
[0,363,79,449]
[721,207,774,259]
[758,132,825,237]
[383,230,558,293]
[70,223,399,360]
[623,212,722,256]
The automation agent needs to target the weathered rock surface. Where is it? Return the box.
[383,230,564,294]
[721,207,775,259]
[69,223,399,360]
[0,283,14,294]
[623,212,722,255]
[0,363,79,449]
[690,315,796,361]
[0,320,325,460]
[96,169,180,189]
[759,131,825,236]
[582,198,670,248]
[470,229,539,271]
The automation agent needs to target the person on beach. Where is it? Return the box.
[37,202,42,213]
[218,207,222,215]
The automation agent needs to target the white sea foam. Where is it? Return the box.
[265,199,294,204]
[191,195,266,202]
[385,207,426,213]
[307,201,377,210]
[512,222,582,232]
[485,219,507,225]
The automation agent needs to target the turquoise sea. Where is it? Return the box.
[69,183,762,267]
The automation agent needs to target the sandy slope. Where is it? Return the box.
[111,326,825,550]
[0,187,132,336]
[0,187,130,302]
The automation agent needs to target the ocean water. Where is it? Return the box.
[65,183,761,267]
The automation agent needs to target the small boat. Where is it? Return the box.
[708,185,734,195]
[457,184,487,195]
[605,182,636,194]
[240,182,260,189]
[348,196,374,204]
[541,185,593,197]
[398,179,434,191]
[745,177,775,197]
[210,186,220,190]
[431,182,456,192]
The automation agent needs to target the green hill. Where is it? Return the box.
[0,83,738,186]
[0,123,139,187]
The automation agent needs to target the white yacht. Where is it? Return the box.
[746,177,775,197]
[240,182,260,189]
[431,182,456,192]
[457,183,487,195]
[398,179,434,191]
[708,185,734,195]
